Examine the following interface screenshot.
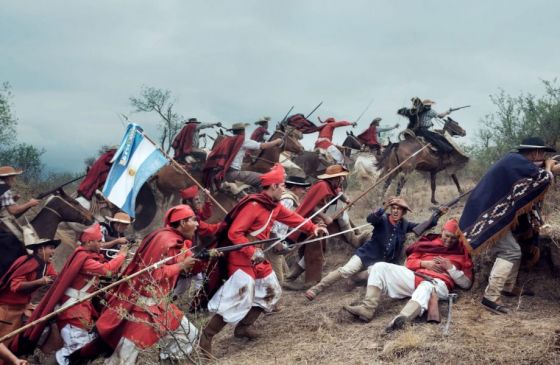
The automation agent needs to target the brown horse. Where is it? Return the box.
[31,189,96,238]
[376,118,469,204]
[133,123,305,232]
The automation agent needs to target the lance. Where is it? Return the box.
[306,101,323,119]
[0,249,189,344]
[280,223,372,252]
[448,105,471,113]
[354,97,375,124]
[330,143,432,221]
[35,174,86,200]
[136,127,228,215]
[281,106,295,123]
[262,192,344,253]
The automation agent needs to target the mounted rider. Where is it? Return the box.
[314,117,355,165]
[0,166,40,242]
[202,122,282,189]
[250,117,271,142]
[171,117,221,165]
[356,117,399,155]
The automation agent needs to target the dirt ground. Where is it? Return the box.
[24,174,560,364]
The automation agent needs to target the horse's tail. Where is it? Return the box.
[376,142,397,170]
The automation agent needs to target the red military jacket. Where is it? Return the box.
[314,121,352,149]
[57,248,126,330]
[0,256,57,306]
[227,196,317,278]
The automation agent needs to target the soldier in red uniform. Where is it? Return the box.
[250,117,270,142]
[199,164,327,358]
[314,117,355,164]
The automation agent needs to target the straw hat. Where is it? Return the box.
[0,166,23,177]
[105,212,132,224]
[22,226,60,249]
[228,123,250,131]
[384,196,412,212]
[317,165,350,179]
[421,99,436,106]
[255,117,271,125]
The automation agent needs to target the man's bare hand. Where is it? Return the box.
[545,159,557,172]
[313,226,329,237]
[28,198,40,207]
[182,256,198,270]
[118,245,129,257]
[421,260,444,273]
[251,248,265,264]
[434,256,453,270]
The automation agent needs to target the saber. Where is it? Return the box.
[306,101,323,119]
[281,106,295,123]
[443,293,458,335]
[354,97,375,124]
[263,192,344,253]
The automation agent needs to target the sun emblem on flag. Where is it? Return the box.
[128,167,136,176]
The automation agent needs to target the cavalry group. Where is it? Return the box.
[0,96,558,365]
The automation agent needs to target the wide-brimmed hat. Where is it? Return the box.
[317,165,350,179]
[422,99,436,106]
[228,122,250,131]
[186,118,201,124]
[371,117,382,125]
[384,196,412,212]
[22,226,60,249]
[0,166,23,177]
[105,212,132,224]
[285,176,311,187]
[255,117,271,125]
[516,137,556,153]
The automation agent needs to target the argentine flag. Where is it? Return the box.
[102,123,168,217]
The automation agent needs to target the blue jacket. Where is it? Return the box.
[355,209,439,268]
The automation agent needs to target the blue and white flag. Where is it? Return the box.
[102,123,168,217]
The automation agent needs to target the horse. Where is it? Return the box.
[133,123,305,233]
[376,117,469,204]
[0,189,95,276]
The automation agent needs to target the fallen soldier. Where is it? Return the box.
[344,219,473,332]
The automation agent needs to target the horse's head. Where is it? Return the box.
[278,124,304,154]
[342,132,363,151]
[443,117,466,137]
[44,189,95,225]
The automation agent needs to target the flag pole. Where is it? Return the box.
[137,129,228,215]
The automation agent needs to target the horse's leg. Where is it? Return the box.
[396,175,407,196]
[451,173,463,194]
[430,171,438,205]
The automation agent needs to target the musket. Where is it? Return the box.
[306,101,323,119]
[35,174,86,200]
[448,105,471,113]
[281,106,295,123]
[354,98,375,124]
[412,188,473,236]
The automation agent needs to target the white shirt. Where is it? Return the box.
[230,139,261,170]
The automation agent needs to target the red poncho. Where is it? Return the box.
[77,149,116,200]
[405,234,473,290]
[95,227,190,349]
[250,126,268,142]
[0,256,56,306]
[296,180,337,218]
[202,135,244,186]
[172,123,197,159]
[357,126,379,146]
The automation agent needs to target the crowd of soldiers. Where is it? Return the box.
[0,96,559,364]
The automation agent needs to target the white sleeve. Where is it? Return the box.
[243,139,261,150]
[447,265,471,289]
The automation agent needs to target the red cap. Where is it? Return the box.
[442,218,459,234]
[80,223,103,242]
[164,204,195,226]
[180,185,199,200]
[259,163,286,187]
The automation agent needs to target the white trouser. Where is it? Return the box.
[327,145,344,164]
[207,270,282,323]
[367,262,449,313]
[56,324,97,365]
[104,316,198,365]
[339,255,368,278]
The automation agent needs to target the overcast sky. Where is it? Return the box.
[2,1,558,173]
